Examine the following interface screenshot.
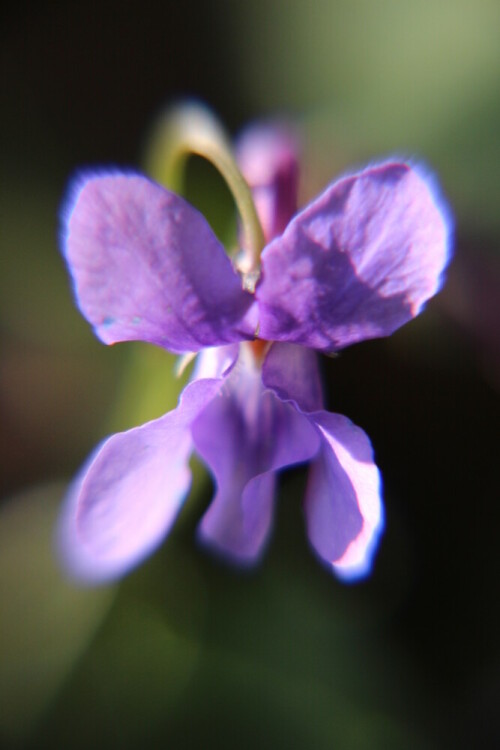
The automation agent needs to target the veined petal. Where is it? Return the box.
[305,412,383,580]
[58,378,223,583]
[61,173,257,353]
[256,161,452,351]
[262,341,323,413]
[191,352,321,562]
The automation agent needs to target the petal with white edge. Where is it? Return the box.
[305,412,384,580]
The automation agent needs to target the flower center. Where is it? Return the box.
[247,338,271,366]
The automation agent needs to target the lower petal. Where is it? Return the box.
[305,412,383,580]
[58,377,223,583]
[192,361,320,563]
[262,341,323,413]
[198,471,277,563]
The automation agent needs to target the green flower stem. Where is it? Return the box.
[147,103,265,274]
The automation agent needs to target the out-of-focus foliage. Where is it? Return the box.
[0,483,114,745]
[224,0,500,230]
[23,477,439,750]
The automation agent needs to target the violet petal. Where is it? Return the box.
[262,341,323,413]
[61,172,258,353]
[192,355,321,562]
[256,161,452,351]
[236,124,299,241]
[304,412,383,580]
[58,377,224,582]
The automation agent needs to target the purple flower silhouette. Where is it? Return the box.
[58,124,452,583]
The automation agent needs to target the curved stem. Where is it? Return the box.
[147,103,265,274]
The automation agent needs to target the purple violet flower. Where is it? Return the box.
[58,116,452,584]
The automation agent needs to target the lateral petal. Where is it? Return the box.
[58,377,223,583]
[305,412,384,580]
[256,161,452,351]
[61,173,257,353]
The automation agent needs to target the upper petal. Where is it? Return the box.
[304,412,384,580]
[236,123,299,242]
[191,351,321,562]
[61,172,258,353]
[256,161,453,351]
[58,377,223,583]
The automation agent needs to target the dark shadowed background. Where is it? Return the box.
[1,1,499,748]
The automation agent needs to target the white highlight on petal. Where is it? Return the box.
[191,343,240,381]
[322,425,383,580]
[308,415,384,581]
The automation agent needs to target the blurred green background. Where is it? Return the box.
[1,1,499,748]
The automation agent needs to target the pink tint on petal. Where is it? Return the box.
[321,425,383,579]
[305,413,384,580]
